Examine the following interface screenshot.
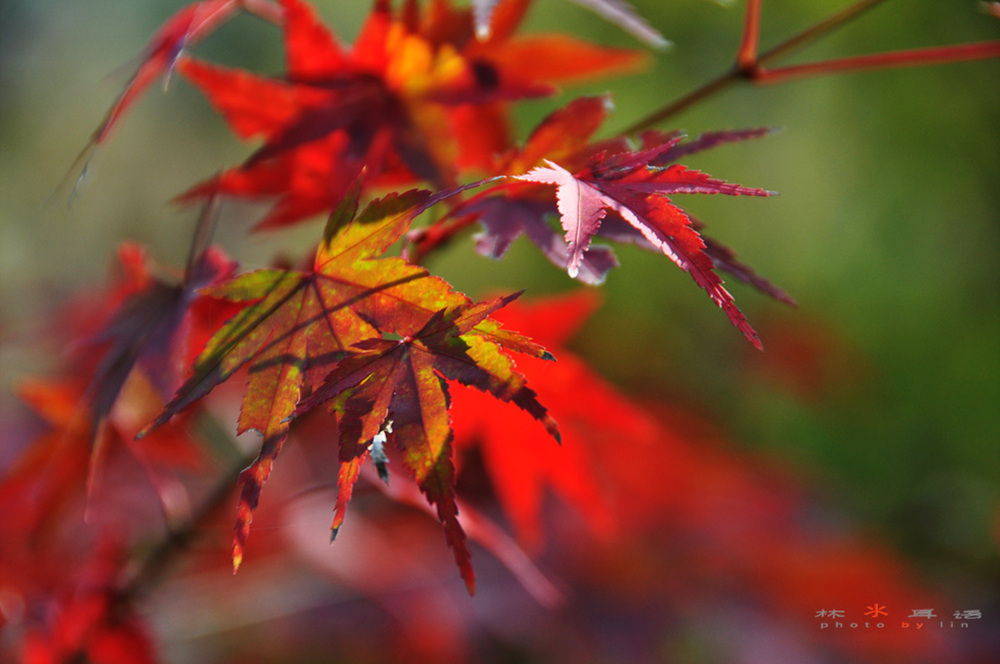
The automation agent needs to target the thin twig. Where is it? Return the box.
[736,0,763,71]
[755,0,891,67]
[117,418,254,603]
[753,41,1000,84]
[622,0,894,133]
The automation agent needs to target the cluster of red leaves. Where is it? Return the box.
[0,272,977,663]
[2,290,956,663]
[69,0,789,587]
[447,292,961,663]
[8,0,997,661]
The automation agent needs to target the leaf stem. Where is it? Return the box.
[406,179,521,265]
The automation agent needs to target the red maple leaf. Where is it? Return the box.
[441,99,791,323]
[174,0,645,229]
[20,541,157,664]
[297,291,559,593]
[455,116,781,346]
[142,184,557,585]
[516,142,774,350]
[450,290,623,549]
[66,1,283,197]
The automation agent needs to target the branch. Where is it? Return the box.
[621,0,1000,134]
[736,0,762,71]
[754,0,891,68]
[117,414,254,603]
[753,41,1000,84]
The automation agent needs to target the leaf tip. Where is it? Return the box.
[135,415,165,440]
[648,35,673,52]
[375,462,390,486]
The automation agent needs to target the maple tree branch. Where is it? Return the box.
[752,41,1000,84]
[52,415,253,664]
[621,70,742,135]
[736,0,762,71]
[753,0,891,68]
[117,415,254,603]
[622,0,894,133]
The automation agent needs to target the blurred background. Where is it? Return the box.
[1,0,998,662]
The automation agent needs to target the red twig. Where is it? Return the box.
[753,41,1000,84]
[736,0,762,72]
[753,0,890,68]
[624,0,1000,134]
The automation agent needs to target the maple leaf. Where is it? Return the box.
[457,101,789,310]
[296,291,559,594]
[83,202,238,426]
[141,185,412,568]
[142,183,556,580]
[175,0,645,228]
[450,290,620,549]
[89,0,245,146]
[0,374,205,574]
[66,0,282,196]
[0,209,231,524]
[460,96,619,284]
[515,150,772,348]
[20,541,157,664]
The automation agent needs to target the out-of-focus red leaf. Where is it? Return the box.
[0,374,204,554]
[84,237,237,423]
[742,314,869,400]
[451,291,958,663]
[92,0,243,145]
[21,542,157,664]
[451,290,620,549]
[66,1,282,197]
[176,0,645,228]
